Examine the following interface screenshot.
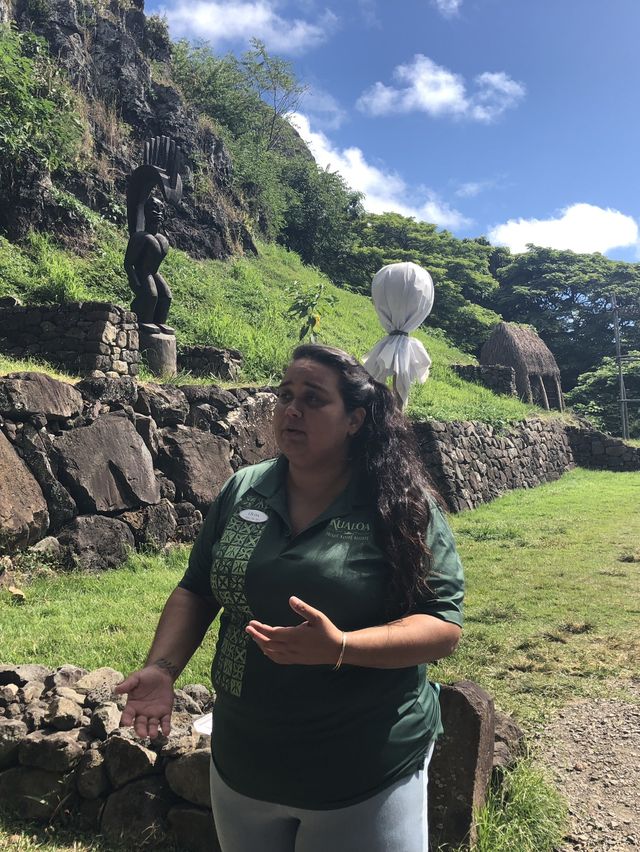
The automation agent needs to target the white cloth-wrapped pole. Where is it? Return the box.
[363,262,434,407]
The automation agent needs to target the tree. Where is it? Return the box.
[339,212,501,353]
[239,39,306,152]
[488,246,640,389]
[566,353,640,437]
[278,158,363,281]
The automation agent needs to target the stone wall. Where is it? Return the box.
[178,345,243,381]
[0,664,521,850]
[2,368,635,559]
[565,425,640,471]
[0,372,277,557]
[451,364,517,398]
[414,418,575,512]
[0,303,140,378]
[0,303,245,382]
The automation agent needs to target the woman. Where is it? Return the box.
[116,344,464,852]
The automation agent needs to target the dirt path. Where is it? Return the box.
[539,681,640,851]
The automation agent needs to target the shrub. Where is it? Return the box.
[0,26,84,182]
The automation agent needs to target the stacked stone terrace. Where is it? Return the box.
[565,424,640,471]
[0,302,140,378]
[451,364,517,398]
[415,418,575,512]
[1,368,636,559]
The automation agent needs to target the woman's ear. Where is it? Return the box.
[348,407,366,436]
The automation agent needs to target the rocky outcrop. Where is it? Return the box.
[7,0,254,257]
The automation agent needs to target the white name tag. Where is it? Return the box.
[239,509,269,524]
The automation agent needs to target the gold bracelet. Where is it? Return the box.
[333,632,347,671]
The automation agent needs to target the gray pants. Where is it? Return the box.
[209,745,434,852]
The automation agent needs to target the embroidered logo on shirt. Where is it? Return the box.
[210,495,269,697]
[326,518,371,542]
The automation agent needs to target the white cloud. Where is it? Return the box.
[357,0,381,27]
[289,112,471,230]
[432,0,462,18]
[357,54,525,122]
[301,87,347,130]
[455,180,491,198]
[488,203,639,255]
[470,72,526,122]
[159,1,337,54]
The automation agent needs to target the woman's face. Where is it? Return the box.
[274,358,365,468]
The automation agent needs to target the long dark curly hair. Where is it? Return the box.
[291,343,438,617]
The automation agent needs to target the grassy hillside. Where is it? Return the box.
[0,214,538,423]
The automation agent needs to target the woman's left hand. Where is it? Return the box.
[246,597,343,666]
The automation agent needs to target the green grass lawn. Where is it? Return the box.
[2,467,639,850]
[441,468,640,726]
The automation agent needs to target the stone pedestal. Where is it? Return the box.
[139,330,177,377]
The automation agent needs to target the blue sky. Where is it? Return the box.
[148,0,640,261]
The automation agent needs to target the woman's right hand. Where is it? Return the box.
[115,666,175,739]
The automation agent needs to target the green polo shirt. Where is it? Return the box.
[179,456,464,809]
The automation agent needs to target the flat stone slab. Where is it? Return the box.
[54,412,160,513]
[0,372,83,420]
[157,427,232,510]
[428,680,495,849]
[0,429,49,550]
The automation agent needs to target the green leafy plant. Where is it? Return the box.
[0,26,84,180]
[286,281,337,342]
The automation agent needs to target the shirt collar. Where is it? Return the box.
[250,455,370,518]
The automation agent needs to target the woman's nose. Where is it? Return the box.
[285,399,302,417]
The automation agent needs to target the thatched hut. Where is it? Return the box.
[480,322,564,410]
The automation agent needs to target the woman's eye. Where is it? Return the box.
[305,393,323,406]
[277,390,292,403]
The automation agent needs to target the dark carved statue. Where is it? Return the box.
[124,136,183,335]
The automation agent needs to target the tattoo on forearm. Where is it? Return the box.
[151,657,180,678]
